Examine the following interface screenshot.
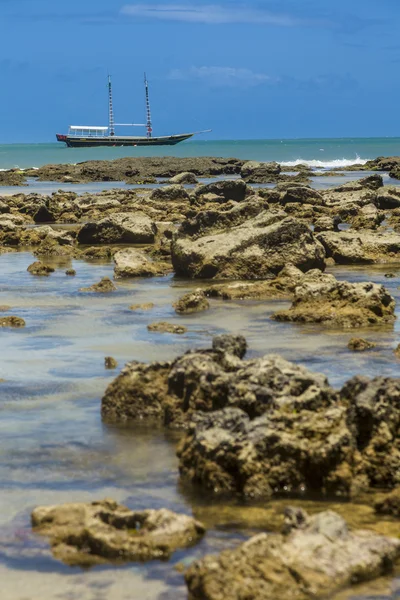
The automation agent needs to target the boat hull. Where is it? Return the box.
[56,133,193,148]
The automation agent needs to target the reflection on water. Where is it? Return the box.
[1,251,400,599]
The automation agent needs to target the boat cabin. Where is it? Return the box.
[68,126,109,137]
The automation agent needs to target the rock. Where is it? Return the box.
[272,270,395,327]
[313,216,340,232]
[31,499,205,567]
[348,338,376,351]
[113,248,170,278]
[375,489,400,517]
[80,277,117,293]
[204,264,304,300]
[240,161,281,183]
[359,174,384,190]
[65,269,76,276]
[280,186,324,206]
[185,508,400,600]
[77,212,156,245]
[27,261,55,276]
[0,170,26,186]
[0,199,11,214]
[316,230,400,264]
[169,172,198,185]
[105,356,118,369]
[194,180,248,202]
[129,303,154,311]
[350,203,384,230]
[78,246,113,260]
[376,186,400,209]
[172,213,326,279]
[33,204,56,224]
[147,322,188,335]
[0,316,25,327]
[174,290,210,314]
[102,335,331,430]
[150,185,190,202]
[395,344,400,358]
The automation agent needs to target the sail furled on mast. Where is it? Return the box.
[144,73,153,138]
[108,75,115,136]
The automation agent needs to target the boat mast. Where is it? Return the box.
[144,73,153,138]
[108,75,115,136]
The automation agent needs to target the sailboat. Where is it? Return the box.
[56,75,209,148]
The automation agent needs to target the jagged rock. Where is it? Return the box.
[0,316,25,327]
[105,357,118,369]
[350,203,384,230]
[0,199,11,214]
[174,290,210,314]
[178,199,270,238]
[169,172,198,185]
[31,499,205,567]
[33,204,56,224]
[80,277,117,293]
[240,161,281,183]
[185,508,400,600]
[204,264,303,300]
[0,170,26,186]
[172,213,326,279]
[280,186,324,206]
[150,185,190,202]
[129,302,154,311]
[313,216,340,232]
[72,195,121,213]
[348,338,376,351]
[147,322,187,334]
[316,230,400,264]
[376,187,400,209]
[272,270,395,327]
[77,212,156,245]
[194,180,248,202]
[27,261,55,276]
[113,248,171,278]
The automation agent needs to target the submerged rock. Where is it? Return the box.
[147,322,188,335]
[347,337,377,351]
[185,508,400,600]
[27,261,55,276]
[77,212,156,245]
[0,316,25,327]
[80,277,117,293]
[113,248,170,278]
[129,302,155,311]
[272,270,395,327]
[172,213,326,279]
[65,268,76,276]
[174,290,210,314]
[31,499,205,567]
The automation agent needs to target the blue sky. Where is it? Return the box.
[1,0,400,142]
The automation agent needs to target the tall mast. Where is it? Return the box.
[108,75,115,136]
[144,72,153,138]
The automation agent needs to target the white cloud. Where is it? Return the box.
[168,66,277,87]
[120,4,309,26]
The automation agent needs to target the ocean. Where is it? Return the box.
[1,137,400,170]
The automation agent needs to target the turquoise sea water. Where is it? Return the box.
[1,137,400,170]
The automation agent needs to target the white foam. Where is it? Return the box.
[279,156,371,169]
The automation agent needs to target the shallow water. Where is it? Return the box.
[0,169,398,197]
[1,251,400,599]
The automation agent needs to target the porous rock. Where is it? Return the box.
[77,212,156,245]
[174,290,210,314]
[31,499,205,566]
[273,270,395,327]
[185,508,400,600]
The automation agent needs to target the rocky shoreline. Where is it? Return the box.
[2,155,400,599]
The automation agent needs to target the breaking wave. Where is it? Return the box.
[279,156,370,169]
